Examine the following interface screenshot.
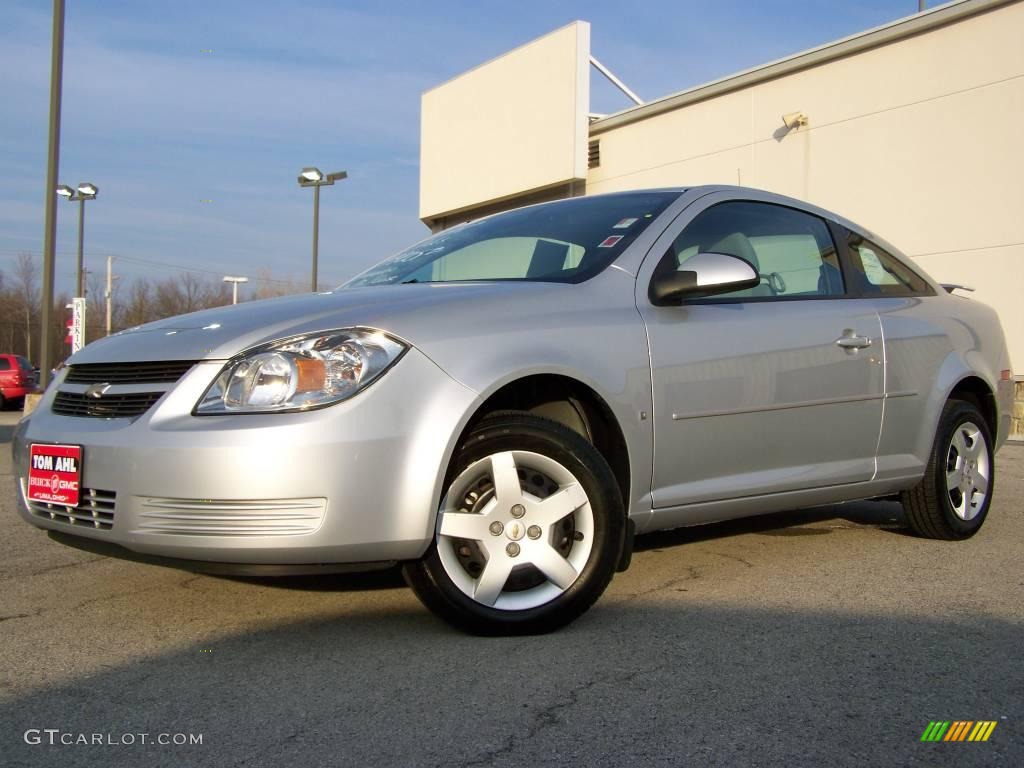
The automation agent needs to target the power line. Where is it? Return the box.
[0,249,340,287]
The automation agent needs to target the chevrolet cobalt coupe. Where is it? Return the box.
[13,187,1014,634]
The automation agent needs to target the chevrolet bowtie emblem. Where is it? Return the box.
[85,383,112,399]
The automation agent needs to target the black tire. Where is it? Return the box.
[403,411,625,635]
[900,399,995,540]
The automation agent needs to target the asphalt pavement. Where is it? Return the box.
[1,408,1021,767]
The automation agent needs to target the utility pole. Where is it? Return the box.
[40,0,66,385]
[105,256,113,336]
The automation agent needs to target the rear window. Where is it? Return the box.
[847,233,933,296]
[17,356,33,371]
[345,191,678,287]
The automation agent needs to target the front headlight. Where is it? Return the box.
[195,328,407,414]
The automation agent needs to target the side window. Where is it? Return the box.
[847,233,933,296]
[0,359,10,371]
[659,201,844,300]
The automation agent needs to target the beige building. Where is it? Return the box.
[420,0,1024,433]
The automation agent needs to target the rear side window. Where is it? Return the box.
[847,233,933,296]
[0,359,10,371]
[661,201,845,300]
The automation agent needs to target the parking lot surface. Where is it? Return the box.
[1,409,1021,767]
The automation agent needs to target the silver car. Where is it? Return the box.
[13,186,1014,634]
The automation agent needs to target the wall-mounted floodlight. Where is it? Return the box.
[781,112,809,130]
[297,167,348,292]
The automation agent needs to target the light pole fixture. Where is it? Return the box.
[56,181,99,298]
[223,275,249,305]
[297,167,347,292]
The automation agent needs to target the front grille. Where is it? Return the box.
[53,391,164,418]
[25,485,116,530]
[64,360,196,384]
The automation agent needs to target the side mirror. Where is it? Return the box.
[649,252,760,305]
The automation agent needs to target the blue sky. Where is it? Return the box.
[0,0,922,295]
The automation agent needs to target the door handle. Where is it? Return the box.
[835,330,872,350]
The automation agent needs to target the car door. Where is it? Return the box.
[837,228,949,481]
[636,193,885,511]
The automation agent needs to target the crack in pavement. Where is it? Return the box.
[229,721,316,767]
[712,551,755,568]
[62,573,207,614]
[22,555,108,578]
[0,610,40,623]
[619,566,702,601]
[7,572,210,623]
[452,665,661,768]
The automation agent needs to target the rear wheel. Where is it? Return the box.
[900,399,994,540]
[404,411,624,635]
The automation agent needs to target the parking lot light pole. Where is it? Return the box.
[297,167,347,292]
[222,275,248,305]
[40,0,66,387]
[56,181,99,298]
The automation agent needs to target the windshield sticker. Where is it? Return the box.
[613,218,638,229]
[598,235,624,248]
[858,247,889,285]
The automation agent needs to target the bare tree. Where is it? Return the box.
[9,253,39,361]
[120,278,154,330]
[253,268,304,299]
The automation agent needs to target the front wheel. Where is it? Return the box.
[404,411,625,635]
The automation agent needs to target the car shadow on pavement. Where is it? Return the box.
[2,600,1018,768]
[220,502,908,594]
[634,500,907,553]
[46,498,911,601]
[226,567,409,592]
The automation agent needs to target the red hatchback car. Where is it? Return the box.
[0,354,38,409]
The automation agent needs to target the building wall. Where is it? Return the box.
[420,21,590,224]
[587,1,1024,369]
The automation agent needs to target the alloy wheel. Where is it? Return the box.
[944,421,990,521]
[436,450,594,611]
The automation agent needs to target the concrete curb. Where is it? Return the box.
[22,393,43,416]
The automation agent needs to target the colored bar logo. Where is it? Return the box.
[921,721,997,742]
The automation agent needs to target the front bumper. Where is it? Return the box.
[2,385,34,400]
[13,348,476,566]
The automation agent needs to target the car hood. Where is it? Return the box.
[69,281,582,365]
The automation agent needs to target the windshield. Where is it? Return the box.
[344,191,678,287]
